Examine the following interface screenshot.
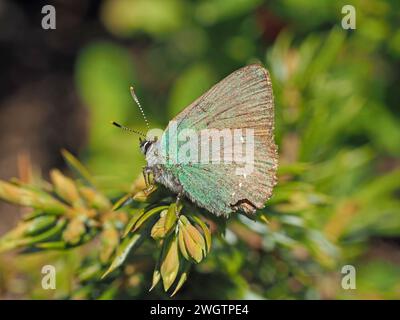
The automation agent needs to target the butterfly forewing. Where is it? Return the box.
[160,64,278,217]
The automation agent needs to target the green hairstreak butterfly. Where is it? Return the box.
[116,64,278,217]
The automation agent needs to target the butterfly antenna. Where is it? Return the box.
[130,86,150,130]
[111,121,146,137]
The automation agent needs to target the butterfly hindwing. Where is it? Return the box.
[160,64,278,217]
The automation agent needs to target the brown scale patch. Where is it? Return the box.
[231,199,258,215]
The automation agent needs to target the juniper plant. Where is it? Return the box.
[0,149,217,296]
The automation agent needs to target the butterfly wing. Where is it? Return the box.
[160,64,278,217]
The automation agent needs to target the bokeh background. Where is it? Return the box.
[0,0,399,299]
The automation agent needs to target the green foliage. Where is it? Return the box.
[0,151,214,297]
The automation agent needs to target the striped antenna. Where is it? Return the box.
[111,121,146,137]
[130,86,150,130]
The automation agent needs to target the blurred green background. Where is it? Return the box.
[0,0,399,299]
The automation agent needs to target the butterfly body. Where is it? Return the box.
[144,140,183,196]
[142,64,278,217]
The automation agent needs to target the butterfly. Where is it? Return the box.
[115,64,278,217]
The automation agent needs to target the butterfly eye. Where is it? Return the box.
[142,141,152,154]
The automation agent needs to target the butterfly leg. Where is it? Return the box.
[174,191,183,216]
[142,166,151,187]
[176,192,182,204]
[142,166,156,196]
[142,167,148,187]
